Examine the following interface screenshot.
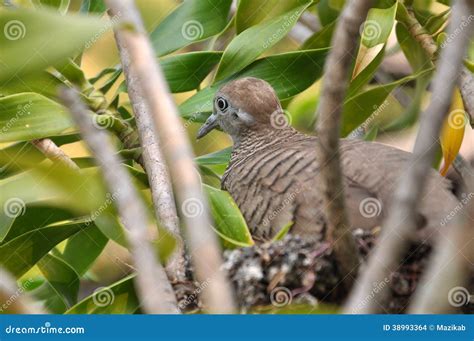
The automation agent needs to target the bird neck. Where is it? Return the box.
[231,126,298,159]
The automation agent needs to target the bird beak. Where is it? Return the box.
[197,113,218,139]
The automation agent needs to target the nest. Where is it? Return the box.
[174,229,474,314]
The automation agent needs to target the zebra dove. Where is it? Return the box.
[197,77,459,242]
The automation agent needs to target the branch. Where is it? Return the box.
[345,0,474,313]
[315,0,373,288]
[398,4,474,126]
[109,18,185,282]
[410,147,474,313]
[0,268,44,314]
[459,67,474,127]
[59,87,180,314]
[31,138,79,170]
[105,0,236,313]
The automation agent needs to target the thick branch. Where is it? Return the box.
[60,87,180,314]
[106,0,236,313]
[0,268,44,314]
[110,17,185,282]
[31,138,79,170]
[315,0,372,288]
[345,0,474,313]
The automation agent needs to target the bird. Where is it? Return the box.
[197,77,459,243]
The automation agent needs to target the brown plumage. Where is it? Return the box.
[197,77,459,242]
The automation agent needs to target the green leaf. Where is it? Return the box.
[396,22,431,72]
[302,20,336,50]
[37,253,80,308]
[341,68,432,136]
[80,0,106,14]
[349,47,385,96]
[0,71,64,100]
[359,3,397,48]
[0,221,88,277]
[1,205,75,243]
[424,9,450,35]
[272,221,294,242]
[214,1,311,81]
[0,154,126,247]
[0,9,103,84]
[364,126,379,141]
[195,147,232,166]
[235,0,304,33]
[150,0,233,57]
[0,93,73,143]
[161,52,223,92]
[204,184,253,248]
[60,224,108,276]
[180,48,329,119]
[317,0,341,26]
[32,0,71,14]
[66,274,139,314]
[29,278,69,313]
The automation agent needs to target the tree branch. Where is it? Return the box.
[345,0,474,313]
[31,138,79,170]
[315,0,372,288]
[59,87,180,314]
[398,3,474,126]
[109,17,185,282]
[105,0,236,313]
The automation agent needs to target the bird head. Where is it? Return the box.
[197,77,286,141]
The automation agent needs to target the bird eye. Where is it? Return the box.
[216,97,229,112]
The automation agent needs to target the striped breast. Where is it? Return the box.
[221,128,326,241]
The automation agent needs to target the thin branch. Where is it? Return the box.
[110,18,185,282]
[31,138,79,170]
[459,67,474,126]
[0,268,45,314]
[345,0,474,313]
[398,4,474,126]
[315,0,373,288]
[106,0,236,313]
[59,87,180,314]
